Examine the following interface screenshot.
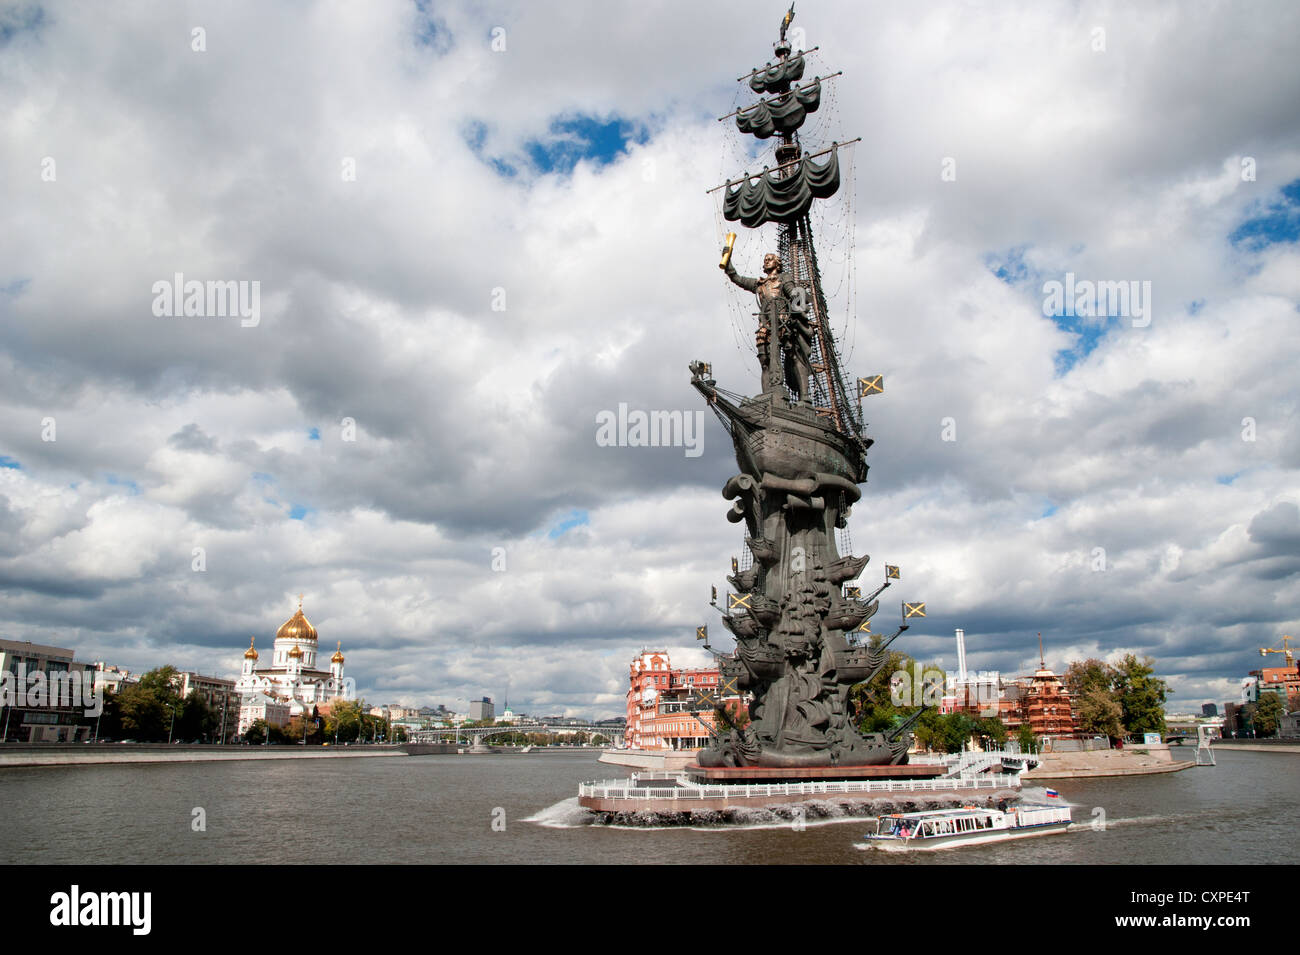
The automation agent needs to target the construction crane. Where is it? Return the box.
[1259,635,1295,667]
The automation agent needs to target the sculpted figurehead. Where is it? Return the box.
[763,252,781,274]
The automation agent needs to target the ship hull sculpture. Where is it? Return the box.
[691,7,920,771]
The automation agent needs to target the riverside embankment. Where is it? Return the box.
[0,742,410,767]
[0,741,606,767]
[1022,745,1195,780]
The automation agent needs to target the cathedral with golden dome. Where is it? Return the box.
[235,596,353,735]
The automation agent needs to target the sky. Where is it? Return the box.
[1,0,1297,719]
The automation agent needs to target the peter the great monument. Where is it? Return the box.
[580,8,1023,817]
[689,5,916,774]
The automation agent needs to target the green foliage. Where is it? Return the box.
[1254,693,1284,737]
[1017,722,1037,754]
[1077,686,1124,739]
[1113,654,1169,736]
[243,719,289,744]
[1064,659,1115,699]
[842,634,915,732]
[324,699,364,743]
[848,638,937,734]
[909,710,980,753]
[113,666,183,741]
[972,716,1007,749]
[937,713,974,753]
[911,707,941,752]
[175,691,218,742]
[1066,655,1170,738]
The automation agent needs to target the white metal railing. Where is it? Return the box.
[578,773,1022,802]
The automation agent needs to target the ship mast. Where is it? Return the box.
[717,6,864,452]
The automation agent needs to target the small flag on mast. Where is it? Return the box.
[858,376,884,398]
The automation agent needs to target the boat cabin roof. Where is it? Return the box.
[880,807,996,822]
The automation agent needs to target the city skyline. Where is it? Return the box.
[1,1,1298,720]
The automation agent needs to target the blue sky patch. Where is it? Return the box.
[524,115,646,175]
[548,508,589,539]
[0,455,20,470]
[105,474,140,495]
[0,4,45,47]
[411,0,451,53]
[308,427,320,441]
[289,504,314,520]
[461,120,518,178]
[464,114,646,179]
[1230,178,1300,251]
[985,245,1032,286]
[1049,313,1122,375]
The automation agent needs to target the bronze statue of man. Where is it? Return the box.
[722,252,814,402]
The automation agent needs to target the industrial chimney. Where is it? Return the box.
[955,628,967,683]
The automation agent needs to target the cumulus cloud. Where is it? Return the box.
[0,0,1297,716]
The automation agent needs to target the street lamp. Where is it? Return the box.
[167,703,176,744]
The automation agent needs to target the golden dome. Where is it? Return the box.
[287,643,304,659]
[276,596,318,644]
[331,641,345,664]
[244,637,259,660]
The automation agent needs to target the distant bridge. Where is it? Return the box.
[408,724,625,745]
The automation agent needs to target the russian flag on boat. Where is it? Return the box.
[1045,788,1059,798]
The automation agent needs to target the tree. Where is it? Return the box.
[1077,686,1125,740]
[848,643,953,754]
[937,713,974,754]
[1065,659,1116,699]
[175,691,217,742]
[912,708,942,752]
[1113,654,1169,736]
[1254,693,1284,737]
[1017,722,1037,754]
[325,699,364,743]
[848,638,917,732]
[973,717,1007,750]
[95,691,123,740]
[244,719,268,745]
[114,666,182,741]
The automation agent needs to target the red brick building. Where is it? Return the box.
[625,650,743,751]
[998,667,1077,740]
[1250,665,1300,710]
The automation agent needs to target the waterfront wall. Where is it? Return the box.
[1212,740,1300,753]
[598,748,700,771]
[1023,746,1195,780]
[0,742,407,768]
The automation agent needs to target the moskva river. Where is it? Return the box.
[1,748,1294,864]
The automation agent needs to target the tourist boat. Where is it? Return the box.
[858,805,1072,851]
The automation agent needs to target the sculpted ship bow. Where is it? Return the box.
[690,7,915,769]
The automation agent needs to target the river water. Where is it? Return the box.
[1,748,1294,864]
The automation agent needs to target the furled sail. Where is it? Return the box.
[722,145,840,228]
[735,78,822,139]
[749,52,805,94]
